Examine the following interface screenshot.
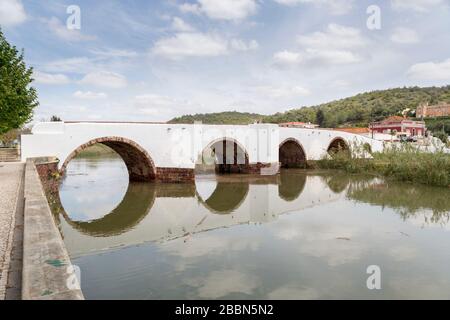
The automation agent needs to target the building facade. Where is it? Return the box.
[416,103,450,118]
[369,116,426,137]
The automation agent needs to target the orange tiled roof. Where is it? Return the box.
[382,116,405,123]
[334,127,369,134]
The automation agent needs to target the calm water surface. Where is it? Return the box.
[56,154,450,299]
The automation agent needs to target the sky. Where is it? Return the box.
[1,0,450,122]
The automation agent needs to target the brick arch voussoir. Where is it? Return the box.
[327,137,350,154]
[60,136,157,181]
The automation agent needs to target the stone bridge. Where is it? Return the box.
[21,121,384,182]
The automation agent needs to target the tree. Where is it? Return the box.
[0,29,38,135]
[50,115,62,122]
[316,109,325,127]
[0,128,19,147]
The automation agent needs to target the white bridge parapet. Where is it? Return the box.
[21,121,384,181]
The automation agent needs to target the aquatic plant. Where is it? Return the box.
[317,142,450,187]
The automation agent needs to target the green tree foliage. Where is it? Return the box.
[169,111,263,125]
[168,86,450,128]
[315,109,325,127]
[0,29,38,135]
[264,86,450,127]
[423,117,450,135]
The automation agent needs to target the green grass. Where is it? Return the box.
[317,144,450,188]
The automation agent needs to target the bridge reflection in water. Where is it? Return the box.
[56,157,352,257]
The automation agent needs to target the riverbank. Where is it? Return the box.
[75,144,116,158]
[316,145,450,187]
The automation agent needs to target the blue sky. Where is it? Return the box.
[1,0,450,122]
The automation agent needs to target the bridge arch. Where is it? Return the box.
[60,183,156,237]
[195,177,249,214]
[200,137,250,174]
[61,136,157,182]
[327,137,350,156]
[278,172,306,201]
[279,138,307,168]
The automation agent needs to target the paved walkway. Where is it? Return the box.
[0,162,24,299]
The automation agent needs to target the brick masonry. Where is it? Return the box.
[34,157,281,186]
[34,159,60,194]
[156,167,195,183]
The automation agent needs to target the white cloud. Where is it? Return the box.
[172,17,195,32]
[391,27,420,44]
[230,39,259,51]
[79,71,127,88]
[90,48,138,58]
[152,32,228,59]
[305,48,362,64]
[391,0,444,12]
[274,0,354,15]
[73,91,108,100]
[42,57,94,74]
[273,50,303,67]
[180,0,258,21]
[45,17,96,42]
[152,31,259,59]
[42,52,134,76]
[179,3,202,15]
[297,23,367,50]
[407,58,450,81]
[254,85,310,99]
[0,0,26,26]
[34,71,70,85]
[273,24,366,67]
[133,94,192,121]
[135,94,176,109]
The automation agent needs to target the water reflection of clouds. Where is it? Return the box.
[161,233,260,259]
[388,246,418,262]
[184,269,259,299]
[389,276,450,299]
[271,211,366,267]
[195,177,217,202]
[60,158,129,221]
[299,239,366,267]
[267,286,320,300]
[404,210,450,230]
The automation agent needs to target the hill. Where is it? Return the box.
[168,111,263,125]
[168,86,450,132]
[264,86,450,127]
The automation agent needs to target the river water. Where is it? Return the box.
[54,154,450,299]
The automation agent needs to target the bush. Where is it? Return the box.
[317,143,450,187]
[434,131,449,144]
